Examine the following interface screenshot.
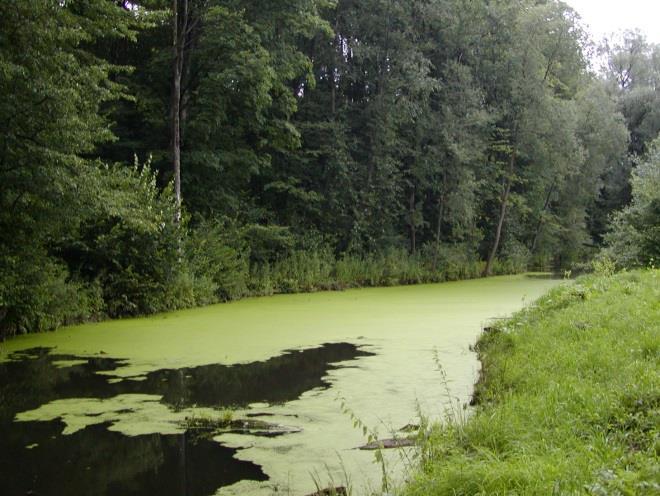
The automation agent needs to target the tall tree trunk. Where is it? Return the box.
[377,0,392,97]
[432,191,445,272]
[331,17,339,117]
[409,188,416,253]
[530,179,557,253]
[330,69,336,116]
[367,0,393,189]
[171,0,188,224]
[179,16,197,145]
[483,149,515,277]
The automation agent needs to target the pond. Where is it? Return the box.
[0,274,562,495]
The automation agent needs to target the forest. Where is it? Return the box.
[1,0,659,337]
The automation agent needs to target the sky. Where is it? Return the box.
[565,0,660,44]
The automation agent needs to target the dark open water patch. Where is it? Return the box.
[0,420,267,496]
[0,343,373,496]
[0,343,374,413]
[136,342,374,408]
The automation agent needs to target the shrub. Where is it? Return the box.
[603,138,660,268]
[186,220,249,301]
[241,224,295,266]
[0,254,103,337]
[59,161,181,317]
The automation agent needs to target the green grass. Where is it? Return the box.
[404,269,659,496]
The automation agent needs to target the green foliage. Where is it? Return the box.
[0,0,647,334]
[590,32,660,243]
[0,256,103,335]
[186,220,249,301]
[603,138,660,268]
[591,256,617,278]
[241,225,295,266]
[245,244,521,296]
[406,270,660,495]
[268,248,335,293]
[0,0,140,335]
[61,161,182,317]
[602,32,660,155]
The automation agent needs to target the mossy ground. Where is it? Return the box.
[404,270,659,495]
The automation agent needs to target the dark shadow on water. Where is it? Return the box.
[134,343,374,409]
[0,420,267,496]
[0,343,373,414]
[0,343,373,496]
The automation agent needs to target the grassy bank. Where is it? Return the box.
[405,269,659,495]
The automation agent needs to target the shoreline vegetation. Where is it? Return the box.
[0,244,528,339]
[404,269,659,496]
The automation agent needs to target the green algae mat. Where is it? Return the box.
[0,274,562,496]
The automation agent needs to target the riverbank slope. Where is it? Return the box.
[405,269,659,495]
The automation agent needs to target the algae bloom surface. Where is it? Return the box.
[0,274,561,495]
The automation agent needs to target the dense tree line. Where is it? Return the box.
[1,0,658,336]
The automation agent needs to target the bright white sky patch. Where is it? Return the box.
[565,0,660,44]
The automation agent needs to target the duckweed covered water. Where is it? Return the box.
[0,274,562,495]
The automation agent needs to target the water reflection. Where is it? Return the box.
[1,421,267,496]
[0,343,373,496]
[138,343,374,408]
